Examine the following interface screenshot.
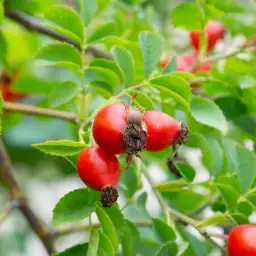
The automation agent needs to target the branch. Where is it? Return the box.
[0,140,55,255]
[3,101,77,122]
[5,9,112,60]
[0,200,19,225]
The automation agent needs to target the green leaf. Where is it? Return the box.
[0,32,11,73]
[152,218,176,243]
[87,22,116,44]
[0,93,2,135]
[88,58,123,82]
[0,4,4,25]
[78,0,98,26]
[155,241,178,256]
[48,81,79,108]
[87,229,100,256]
[176,162,196,182]
[96,207,118,252]
[97,232,115,256]
[36,43,82,67]
[126,220,140,256]
[171,3,203,30]
[55,243,88,256]
[135,192,150,217]
[163,57,177,74]
[104,204,125,238]
[139,31,163,78]
[154,179,188,192]
[231,212,249,225]
[121,222,133,256]
[111,46,135,86]
[52,188,99,226]
[127,90,154,110]
[32,140,85,156]
[216,184,239,210]
[44,5,84,43]
[84,67,120,89]
[185,133,214,170]
[190,96,228,134]
[196,212,229,228]
[151,75,192,103]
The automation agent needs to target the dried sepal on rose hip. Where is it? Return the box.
[77,146,120,207]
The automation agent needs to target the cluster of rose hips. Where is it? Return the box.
[77,103,186,207]
[161,20,225,75]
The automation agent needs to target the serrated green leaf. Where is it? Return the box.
[111,46,135,86]
[127,90,154,110]
[78,0,98,26]
[151,75,192,103]
[54,243,88,256]
[44,5,84,43]
[87,22,116,44]
[36,43,82,67]
[139,32,163,77]
[96,206,118,253]
[171,3,203,30]
[32,140,85,156]
[154,179,188,192]
[163,56,177,74]
[176,162,196,182]
[153,218,176,243]
[196,212,229,228]
[88,58,123,82]
[87,229,100,256]
[155,241,178,256]
[104,204,125,239]
[216,184,239,210]
[191,96,228,134]
[52,188,99,226]
[48,81,79,108]
[185,133,214,169]
[97,232,115,256]
[126,220,140,256]
[84,67,120,89]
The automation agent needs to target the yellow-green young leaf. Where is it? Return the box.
[196,212,230,228]
[36,43,82,67]
[139,31,163,78]
[171,3,203,30]
[0,32,11,74]
[32,140,86,156]
[151,75,192,103]
[52,188,100,226]
[154,179,188,192]
[126,220,140,255]
[89,58,123,82]
[54,243,88,256]
[87,22,116,44]
[155,241,178,256]
[127,90,154,110]
[170,72,194,81]
[97,232,115,256]
[191,96,228,134]
[216,183,239,211]
[44,5,85,43]
[152,218,176,243]
[78,0,98,26]
[87,229,100,256]
[96,207,118,252]
[162,56,177,74]
[84,67,120,89]
[0,4,4,24]
[111,46,135,86]
[48,81,79,108]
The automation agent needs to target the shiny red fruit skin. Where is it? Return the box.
[77,147,120,191]
[228,224,256,256]
[190,20,224,51]
[143,110,180,152]
[93,104,127,154]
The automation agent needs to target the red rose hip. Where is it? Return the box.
[143,110,181,152]
[190,20,225,52]
[228,224,256,256]
[77,146,120,207]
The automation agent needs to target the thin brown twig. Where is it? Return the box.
[3,101,77,122]
[0,140,55,255]
[0,200,19,225]
[5,9,112,60]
